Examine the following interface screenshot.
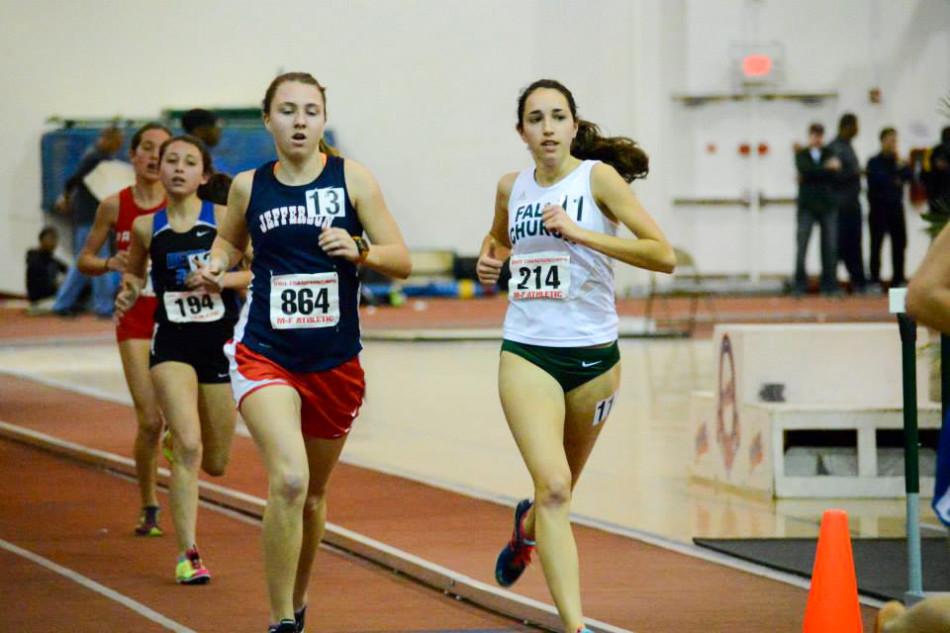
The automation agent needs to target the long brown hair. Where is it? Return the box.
[516,79,648,182]
[262,72,339,157]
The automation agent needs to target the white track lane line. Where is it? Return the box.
[0,370,886,609]
[0,539,197,633]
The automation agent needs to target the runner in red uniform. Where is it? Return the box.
[77,122,171,536]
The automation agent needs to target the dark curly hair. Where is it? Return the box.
[158,134,214,177]
[516,79,648,182]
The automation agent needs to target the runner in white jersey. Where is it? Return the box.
[477,79,676,633]
[504,159,618,346]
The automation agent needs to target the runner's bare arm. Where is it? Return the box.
[341,159,411,279]
[77,194,122,275]
[544,163,675,273]
[476,172,515,284]
[907,223,950,332]
[115,215,153,317]
[208,170,251,274]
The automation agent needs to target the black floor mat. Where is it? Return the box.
[693,537,950,602]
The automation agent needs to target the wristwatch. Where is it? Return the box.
[352,235,370,264]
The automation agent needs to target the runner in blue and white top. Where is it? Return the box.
[199,72,410,633]
[476,79,676,633]
[116,134,251,588]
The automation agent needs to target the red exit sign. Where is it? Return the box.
[742,54,774,78]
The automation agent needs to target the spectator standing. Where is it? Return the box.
[793,123,842,295]
[923,126,950,216]
[866,127,912,288]
[828,113,867,293]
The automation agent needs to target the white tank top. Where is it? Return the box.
[503,160,618,347]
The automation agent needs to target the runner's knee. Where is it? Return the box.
[201,451,229,477]
[535,473,572,509]
[174,435,202,469]
[270,469,308,506]
[135,409,163,438]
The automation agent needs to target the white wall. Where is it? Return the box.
[1,0,947,295]
[0,0,648,295]
[668,0,950,278]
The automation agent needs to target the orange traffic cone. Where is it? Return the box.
[803,509,863,632]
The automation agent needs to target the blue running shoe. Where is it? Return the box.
[267,620,296,633]
[494,499,535,587]
[294,605,306,632]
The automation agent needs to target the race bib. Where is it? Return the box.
[509,252,570,300]
[270,273,339,329]
[163,290,224,323]
[305,187,347,218]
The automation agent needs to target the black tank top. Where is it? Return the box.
[149,201,240,328]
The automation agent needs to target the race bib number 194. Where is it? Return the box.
[270,273,340,329]
[163,290,224,323]
[510,252,570,300]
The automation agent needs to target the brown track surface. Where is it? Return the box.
[0,294,891,342]
[0,374,879,632]
[0,438,530,633]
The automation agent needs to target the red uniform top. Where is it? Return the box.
[115,186,164,343]
[116,186,165,252]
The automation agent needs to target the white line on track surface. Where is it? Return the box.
[0,538,197,633]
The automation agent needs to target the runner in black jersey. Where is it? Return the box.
[116,135,251,587]
[198,73,410,633]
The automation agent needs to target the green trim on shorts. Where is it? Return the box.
[501,339,620,393]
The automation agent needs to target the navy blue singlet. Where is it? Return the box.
[234,156,363,373]
[149,201,240,327]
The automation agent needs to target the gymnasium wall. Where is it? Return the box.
[0,0,946,296]
[667,0,950,282]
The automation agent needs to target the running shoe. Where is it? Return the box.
[494,498,535,587]
[267,620,297,633]
[162,428,175,464]
[294,605,307,632]
[175,546,211,585]
[134,505,163,537]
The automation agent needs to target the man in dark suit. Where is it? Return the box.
[828,112,867,292]
[866,127,912,287]
[923,126,950,216]
[793,122,841,295]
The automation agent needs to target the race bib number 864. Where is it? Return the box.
[270,273,340,329]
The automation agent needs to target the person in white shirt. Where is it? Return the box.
[476,78,675,633]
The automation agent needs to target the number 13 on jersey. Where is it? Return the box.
[270,272,340,329]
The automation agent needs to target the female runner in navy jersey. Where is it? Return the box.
[201,72,410,633]
[477,80,675,633]
[116,135,249,585]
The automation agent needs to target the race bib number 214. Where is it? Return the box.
[510,252,570,300]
